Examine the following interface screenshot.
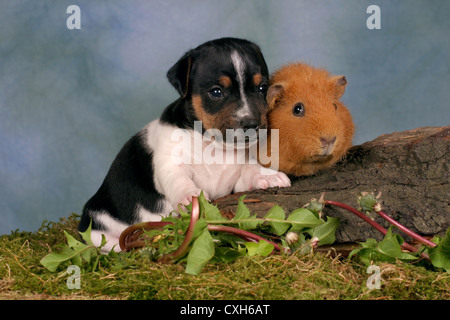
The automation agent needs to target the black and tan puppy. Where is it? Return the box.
[79,38,290,252]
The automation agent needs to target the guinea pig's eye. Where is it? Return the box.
[208,87,224,100]
[292,103,305,117]
[258,84,268,95]
[333,103,338,111]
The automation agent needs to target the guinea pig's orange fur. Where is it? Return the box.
[264,63,355,176]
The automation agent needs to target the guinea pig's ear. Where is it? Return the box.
[267,83,285,110]
[332,75,347,99]
[167,51,194,98]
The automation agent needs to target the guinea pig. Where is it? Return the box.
[262,62,355,176]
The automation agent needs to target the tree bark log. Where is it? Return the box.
[213,126,450,243]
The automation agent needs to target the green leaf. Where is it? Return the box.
[349,239,378,261]
[264,205,290,235]
[349,229,420,266]
[177,203,192,220]
[350,247,393,266]
[359,238,379,249]
[287,208,324,232]
[310,216,340,245]
[40,225,102,272]
[303,198,324,216]
[185,229,215,275]
[79,220,95,246]
[357,192,378,212]
[212,232,244,249]
[245,240,274,257]
[40,246,76,272]
[378,228,417,261]
[191,217,208,241]
[377,229,402,257]
[64,231,87,251]
[429,228,450,272]
[199,191,225,222]
[233,196,261,230]
[100,233,107,249]
[80,247,98,265]
[213,247,245,263]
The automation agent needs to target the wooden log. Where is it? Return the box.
[213,126,450,243]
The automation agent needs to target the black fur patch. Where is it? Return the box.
[79,131,165,232]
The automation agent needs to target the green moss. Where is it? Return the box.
[0,214,448,300]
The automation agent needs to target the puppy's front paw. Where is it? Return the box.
[252,170,291,190]
[178,189,209,207]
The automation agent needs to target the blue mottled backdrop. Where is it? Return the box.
[0,0,449,234]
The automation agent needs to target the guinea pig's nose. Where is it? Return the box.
[240,118,260,131]
[320,136,336,147]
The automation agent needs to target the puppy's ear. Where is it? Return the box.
[254,47,269,78]
[167,51,194,98]
[267,83,285,110]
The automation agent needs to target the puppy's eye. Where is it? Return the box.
[258,84,268,95]
[333,103,338,111]
[292,103,305,117]
[208,87,224,100]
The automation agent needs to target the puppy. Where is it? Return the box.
[79,38,290,252]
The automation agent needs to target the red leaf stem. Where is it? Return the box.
[324,200,388,235]
[207,224,283,252]
[157,197,201,263]
[376,210,436,248]
[324,200,431,260]
[119,221,173,251]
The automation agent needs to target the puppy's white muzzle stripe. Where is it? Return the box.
[231,51,251,118]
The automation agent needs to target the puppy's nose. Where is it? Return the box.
[320,136,336,148]
[240,118,260,131]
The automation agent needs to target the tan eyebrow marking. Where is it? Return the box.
[253,73,262,85]
[219,76,232,88]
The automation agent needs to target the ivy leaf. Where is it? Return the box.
[233,196,261,230]
[245,240,274,257]
[264,205,290,235]
[185,229,215,275]
[310,216,340,245]
[287,208,324,232]
[428,228,450,272]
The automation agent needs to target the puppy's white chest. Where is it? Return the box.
[191,162,242,199]
[146,121,245,201]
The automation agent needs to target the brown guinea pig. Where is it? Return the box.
[262,63,355,176]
